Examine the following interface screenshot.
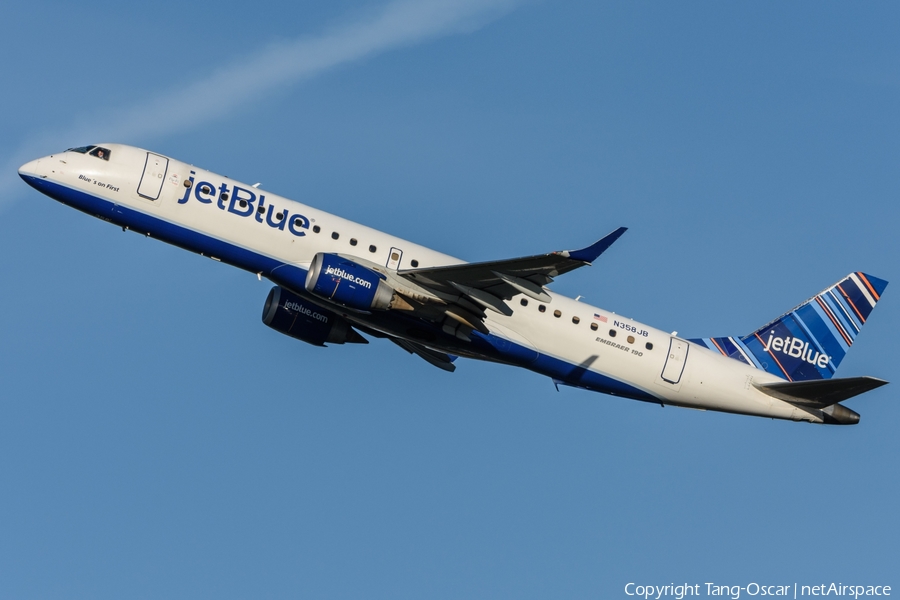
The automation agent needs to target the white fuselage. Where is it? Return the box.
[18,144,820,423]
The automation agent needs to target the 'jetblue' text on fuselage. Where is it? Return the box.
[177,171,309,237]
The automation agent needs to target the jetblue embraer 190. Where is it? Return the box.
[19,144,889,424]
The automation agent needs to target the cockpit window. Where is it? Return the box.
[66,145,111,160]
[89,147,110,160]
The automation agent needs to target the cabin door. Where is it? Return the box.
[661,337,689,384]
[137,152,169,200]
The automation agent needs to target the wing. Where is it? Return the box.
[389,227,627,336]
[400,227,626,309]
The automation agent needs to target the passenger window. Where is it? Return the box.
[89,147,111,160]
[332,232,339,240]
[411,259,419,267]
[369,245,377,253]
[627,335,635,344]
[645,342,653,350]
[350,238,358,246]
[520,298,528,306]
[553,310,561,318]
[538,305,546,313]
[590,322,598,331]
[572,316,580,324]
[313,225,321,233]
[609,329,617,337]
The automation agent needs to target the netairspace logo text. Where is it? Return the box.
[624,582,891,600]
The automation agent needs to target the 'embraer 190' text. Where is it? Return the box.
[762,332,830,368]
[177,171,309,237]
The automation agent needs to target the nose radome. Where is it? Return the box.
[18,158,42,179]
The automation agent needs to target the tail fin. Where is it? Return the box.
[691,272,887,381]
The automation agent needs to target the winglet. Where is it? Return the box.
[566,227,627,263]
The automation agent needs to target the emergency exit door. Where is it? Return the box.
[386,247,403,270]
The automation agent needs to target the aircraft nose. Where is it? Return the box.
[18,158,42,179]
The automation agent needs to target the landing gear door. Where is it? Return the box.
[661,337,689,385]
[137,152,169,200]
[386,247,403,270]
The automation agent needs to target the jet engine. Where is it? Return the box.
[305,252,396,311]
[262,286,366,346]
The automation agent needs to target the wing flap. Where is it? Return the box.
[390,338,457,372]
[449,281,513,316]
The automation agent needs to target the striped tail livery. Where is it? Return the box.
[692,272,887,382]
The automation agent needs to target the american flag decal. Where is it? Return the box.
[594,313,607,322]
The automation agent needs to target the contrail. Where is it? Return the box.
[2,0,521,205]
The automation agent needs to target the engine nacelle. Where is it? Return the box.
[262,286,367,346]
[304,252,394,311]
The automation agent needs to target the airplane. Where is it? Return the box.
[18,143,889,425]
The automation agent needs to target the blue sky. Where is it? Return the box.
[1,1,898,597]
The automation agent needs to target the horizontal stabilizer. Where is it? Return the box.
[754,376,888,408]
